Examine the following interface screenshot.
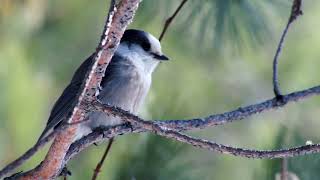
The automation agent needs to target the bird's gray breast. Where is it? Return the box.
[85,55,151,130]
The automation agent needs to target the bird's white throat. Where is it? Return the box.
[116,43,160,75]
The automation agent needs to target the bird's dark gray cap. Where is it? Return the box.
[121,29,152,52]
[121,29,169,61]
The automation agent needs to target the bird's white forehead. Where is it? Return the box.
[147,33,162,54]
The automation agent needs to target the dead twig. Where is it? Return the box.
[158,0,188,41]
[272,0,303,97]
[91,138,114,180]
[281,159,288,180]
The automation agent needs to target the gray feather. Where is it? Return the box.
[37,52,151,142]
[37,29,166,142]
[37,53,95,141]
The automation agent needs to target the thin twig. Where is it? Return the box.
[272,0,303,97]
[91,138,114,180]
[281,159,288,180]
[158,0,188,41]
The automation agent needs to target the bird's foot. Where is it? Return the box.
[124,122,134,132]
[59,166,72,178]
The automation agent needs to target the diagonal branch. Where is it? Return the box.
[2,67,319,179]
[272,0,303,97]
[65,103,320,160]
[156,84,320,131]
[91,1,188,178]
[89,99,320,159]
[1,0,318,178]
[5,0,141,179]
[0,116,92,179]
[91,85,320,132]
[6,82,317,178]
[0,131,56,179]
[149,129,320,159]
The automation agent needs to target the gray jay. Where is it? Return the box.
[38,29,169,142]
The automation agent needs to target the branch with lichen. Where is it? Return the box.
[2,0,320,179]
[1,0,141,179]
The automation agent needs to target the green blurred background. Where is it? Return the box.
[1,0,320,179]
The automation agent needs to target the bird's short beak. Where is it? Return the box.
[153,53,169,61]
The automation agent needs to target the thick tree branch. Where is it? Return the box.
[0,131,56,179]
[272,0,303,97]
[65,101,320,160]
[0,117,92,179]
[63,83,320,163]
[4,0,141,179]
[90,1,189,176]
[90,1,189,178]
[91,101,320,159]
[4,82,319,179]
[6,82,317,177]
[2,0,319,178]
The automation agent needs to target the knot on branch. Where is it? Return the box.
[289,0,303,22]
[274,95,288,107]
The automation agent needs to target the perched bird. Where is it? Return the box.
[38,29,169,142]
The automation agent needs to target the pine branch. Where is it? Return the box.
[66,98,320,160]
[93,84,320,132]
[1,0,141,179]
[2,0,319,179]
[3,82,319,179]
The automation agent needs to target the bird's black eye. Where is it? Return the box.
[141,41,151,51]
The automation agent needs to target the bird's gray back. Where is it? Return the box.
[38,52,151,141]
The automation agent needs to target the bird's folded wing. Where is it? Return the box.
[37,53,95,142]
